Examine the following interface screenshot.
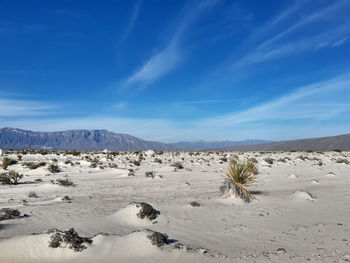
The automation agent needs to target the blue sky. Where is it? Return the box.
[1,0,350,142]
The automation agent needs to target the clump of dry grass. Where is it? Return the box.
[222,159,258,203]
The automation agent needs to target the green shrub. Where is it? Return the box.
[221,159,258,203]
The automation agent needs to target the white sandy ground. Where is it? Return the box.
[0,151,349,262]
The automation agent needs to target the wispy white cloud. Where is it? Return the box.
[119,0,143,45]
[234,0,350,67]
[124,44,180,89]
[256,0,349,51]
[247,0,309,43]
[199,73,350,127]
[331,36,350,47]
[237,22,350,65]
[0,98,54,117]
[121,0,218,91]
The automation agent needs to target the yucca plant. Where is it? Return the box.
[222,159,258,203]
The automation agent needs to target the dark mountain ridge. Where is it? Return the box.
[0,127,174,151]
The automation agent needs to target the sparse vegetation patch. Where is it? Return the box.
[0,170,23,185]
[0,208,21,221]
[48,228,92,251]
[221,159,258,203]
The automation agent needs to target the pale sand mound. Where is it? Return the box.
[0,230,218,263]
[288,174,298,179]
[109,203,159,227]
[290,191,315,201]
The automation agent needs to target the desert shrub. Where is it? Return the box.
[17,155,22,161]
[189,201,200,207]
[336,158,349,164]
[62,195,72,202]
[297,155,306,161]
[2,158,18,170]
[145,171,155,178]
[48,228,92,251]
[132,160,141,166]
[264,158,274,164]
[37,150,50,155]
[55,178,75,187]
[128,169,135,176]
[0,170,23,185]
[52,158,58,162]
[171,161,184,169]
[108,163,118,168]
[154,158,162,164]
[221,159,258,203]
[0,208,21,220]
[219,157,228,162]
[333,149,342,153]
[88,157,101,168]
[48,164,60,173]
[147,231,168,247]
[277,158,286,163]
[64,150,81,156]
[28,191,38,198]
[24,162,46,170]
[132,202,159,220]
[248,157,258,163]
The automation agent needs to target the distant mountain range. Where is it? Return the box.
[221,133,350,151]
[1,127,348,152]
[0,128,174,151]
[0,127,267,151]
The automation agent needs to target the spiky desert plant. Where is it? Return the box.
[224,159,258,203]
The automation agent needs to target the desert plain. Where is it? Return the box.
[0,150,349,262]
